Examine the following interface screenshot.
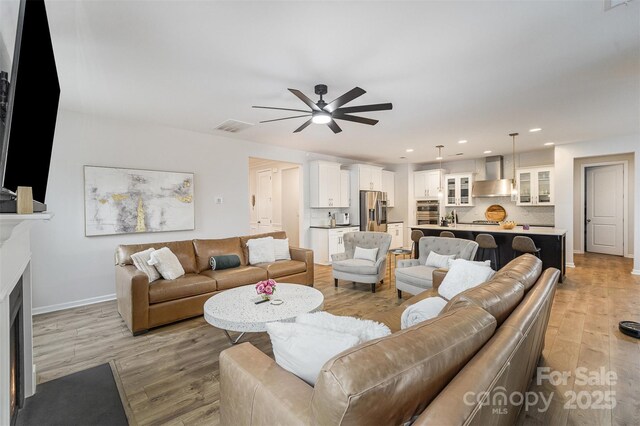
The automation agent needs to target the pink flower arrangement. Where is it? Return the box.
[256,279,277,298]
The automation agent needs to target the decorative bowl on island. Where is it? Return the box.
[499,221,517,229]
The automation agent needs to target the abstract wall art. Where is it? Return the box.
[84,166,195,236]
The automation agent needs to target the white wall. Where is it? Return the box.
[554,133,640,274]
[30,109,357,312]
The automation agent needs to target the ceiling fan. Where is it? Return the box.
[252,84,393,134]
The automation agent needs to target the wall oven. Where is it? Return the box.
[416,200,439,225]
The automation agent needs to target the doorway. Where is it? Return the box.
[249,158,302,246]
[585,164,624,256]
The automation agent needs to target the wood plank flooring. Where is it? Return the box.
[32,253,639,425]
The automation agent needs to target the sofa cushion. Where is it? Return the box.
[254,260,307,279]
[394,265,437,287]
[332,259,378,275]
[240,231,287,266]
[116,240,198,274]
[193,237,245,271]
[148,273,217,304]
[311,305,497,426]
[200,265,268,290]
[492,254,542,291]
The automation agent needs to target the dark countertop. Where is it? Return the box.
[457,222,555,227]
[387,221,404,224]
[310,225,359,229]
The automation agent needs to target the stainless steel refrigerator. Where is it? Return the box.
[360,190,388,232]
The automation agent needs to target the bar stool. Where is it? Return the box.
[439,231,455,238]
[411,230,424,259]
[512,236,541,259]
[475,233,499,270]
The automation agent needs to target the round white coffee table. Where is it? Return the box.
[204,283,324,344]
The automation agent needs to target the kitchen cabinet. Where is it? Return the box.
[340,170,350,208]
[310,226,360,264]
[387,222,404,249]
[355,164,383,191]
[382,170,395,207]
[414,170,443,199]
[516,167,554,206]
[310,160,346,208]
[444,173,474,206]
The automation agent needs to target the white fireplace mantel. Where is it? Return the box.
[0,212,52,425]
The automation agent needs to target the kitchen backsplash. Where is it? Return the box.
[446,197,554,226]
[310,208,351,226]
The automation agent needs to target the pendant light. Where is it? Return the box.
[436,145,444,198]
[509,133,519,201]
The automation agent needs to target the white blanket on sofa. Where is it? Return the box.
[400,296,448,329]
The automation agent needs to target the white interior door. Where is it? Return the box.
[586,165,624,255]
[257,170,273,232]
[281,167,300,246]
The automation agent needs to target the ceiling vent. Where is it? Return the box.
[214,119,254,133]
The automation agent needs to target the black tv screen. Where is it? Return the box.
[0,0,60,203]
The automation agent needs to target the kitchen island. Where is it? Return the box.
[412,224,566,281]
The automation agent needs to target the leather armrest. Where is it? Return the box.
[331,252,349,262]
[397,259,421,268]
[290,247,314,286]
[115,265,149,334]
[220,343,312,426]
[432,268,448,290]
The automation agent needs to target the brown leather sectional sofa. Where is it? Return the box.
[115,231,313,334]
[219,254,559,425]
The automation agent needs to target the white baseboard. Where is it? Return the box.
[573,250,584,255]
[632,269,640,276]
[625,253,634,259]
[566,262,576,268]
[33,293,116,315]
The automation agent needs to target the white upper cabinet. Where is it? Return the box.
[382,170,395,207]
[444,173,474,207]
[414,170,443,199]
[516,166,554,206]
[355,164,383,191]
[339,170,350,208]
[310,160,342,208]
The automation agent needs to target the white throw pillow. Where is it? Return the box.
[147,247,185,280]
[247,237,276,264]
[438,259,495,300]
[266,322,360,385]
[447,258,491,268]
[401,296,448,329]
[273,238,291,261]
[130,248,161,282]
[425,251,456,268]
[296,311,391,343]
[353,246,378,262]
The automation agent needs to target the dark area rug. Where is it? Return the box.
[17,363,129,426]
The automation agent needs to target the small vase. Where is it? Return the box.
[261,294,271,301]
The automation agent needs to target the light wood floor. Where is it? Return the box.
[32,253,639,425]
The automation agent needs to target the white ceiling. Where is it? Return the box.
[46,0,640,164]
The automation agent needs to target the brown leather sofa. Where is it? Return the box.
[219,254,559,425]
[115,231,313,334]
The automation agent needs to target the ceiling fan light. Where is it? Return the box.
[312,112,331,124]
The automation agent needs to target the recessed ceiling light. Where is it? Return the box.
[529,128,542,132]
[483,150,492,154]
[458,140,467,144]
[406,148,414,152]
[544,142,555,146]
[436,156,443,160]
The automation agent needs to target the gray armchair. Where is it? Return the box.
[395,236,478,298]
[331,231,392,293]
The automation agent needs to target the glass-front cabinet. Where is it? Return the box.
[444,173,474,207]
[516,167,554,206]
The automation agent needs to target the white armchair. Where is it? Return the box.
[395,236,479,298]
[331,231,392,293]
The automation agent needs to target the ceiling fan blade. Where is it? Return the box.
[288,89,321,111]
[334,103,393,114]
[253,106,311,113]
[259,114,311,124]
[327,119,343,134]
[293,118,313,133]
[324,87,366,113]
[333,114,379,126]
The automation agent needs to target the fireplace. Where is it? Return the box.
[9,278,24,426]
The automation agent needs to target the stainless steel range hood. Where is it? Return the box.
[472,155,513,197]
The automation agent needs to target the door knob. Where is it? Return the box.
[586,219,591,223]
